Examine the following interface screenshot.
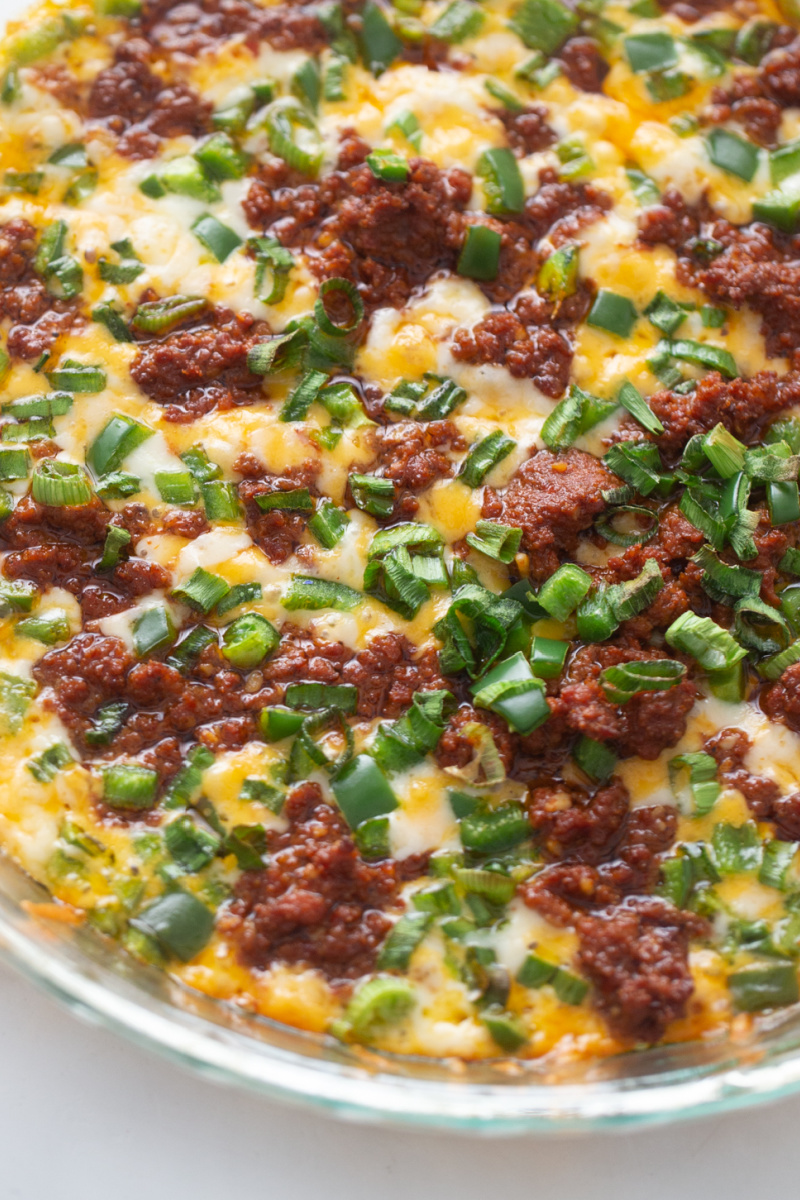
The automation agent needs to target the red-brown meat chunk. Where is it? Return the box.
[484,448,619,581]
[223,782,405,979]
[577,898,705,1042]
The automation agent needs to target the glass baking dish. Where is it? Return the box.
[3,849,800,1134]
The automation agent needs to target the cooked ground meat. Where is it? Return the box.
[678,221,800,359]
[87,43,210,158]
[140,0,327,56]
[160,508,210,539]
[557,37,609,93]
[528,779,630,864]
[496,105,556,156]
[577,898,706,1042]
[341,632,448,719]
[704,76,782,148]
[361,421,464,517]
[759,37,800,108]
[560,640,698,760]
[0,218,80,360]
[705,727,782,819]
[0,494,171,620]
[451,309,575,397]
[235,453,319,564]
[223,782,406,980]
[244,150,472,314]
[130,307,269,421]
[523,168,613,245]
[522,806,679,925]
[484,448,618,581]
[638,188,702,255]
[649,371,800,456]
[435,703,519,779]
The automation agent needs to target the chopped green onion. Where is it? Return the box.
[574,735,617,782]
[530,636,569,679]
[626,166,660,205]
[162,744,215,809]
[359,2,402,74]
[659,337,737,379]
[85,700,128,747]
[263,96,325,176]
[644,290,687,337]
[459,801,530,853]
[194,132,250,181]
[280,368,328,422]
[537,563,592,621]
[98,524,131,572]
[484,78,525,111]
[221,613,278,668]
[155,469,196,506]
[87,414,152,475]
[693,544,760,603]
[376,912,433,970]
[665,611,747,672]
[541,383,617,450]
[350,472,395,518]
[255,488,314,512]
[28,742,73,784]
[386,109,422,150]
[430,0,483,40]
[31,460,91,507]
[707,128,760,183]
[223,822,270,869]
[458,431,516,487]
[132,295,208,334]
[285,682,357,712]
[703,422,746,478]
[600,658,686,704]
[132,605,175,657]
[282,574,361,612]
[182,448,222,486]
[92,302,133,343]
[508,0,577,54]
[538,243,579,301]
[471,651,549,735]
[624,31,677,72]
[366,147,409,182]
[729,963,799,1012]
[308,500,350,549]
[16,607,69,645]
[202,480,241,521]
[478,148,524,216]
[191,213,243,263]
[587,289,637,338]
[457,225,501,282]
[159,155,221,203]
[131,891,214,961]
[338,975,415,1041]
[331,754,398,827]
[616,380,663,435]
[0,446,30,481]
[164,815,220,872]
[165,626,217,674]
[603,441,664,496]
[250,236,294,305]
[171,568,230,615]
[45,360,105,393]
[416,377,466,421]
[768,480,800,525]
[259,706,305,741]
[102,763,158,810]
[465,520,522,564]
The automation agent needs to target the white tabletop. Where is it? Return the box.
[1,960,799,1200]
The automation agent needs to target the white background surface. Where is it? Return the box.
[1,960,800,1200]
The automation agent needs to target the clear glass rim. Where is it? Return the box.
[4,866,800,1134]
